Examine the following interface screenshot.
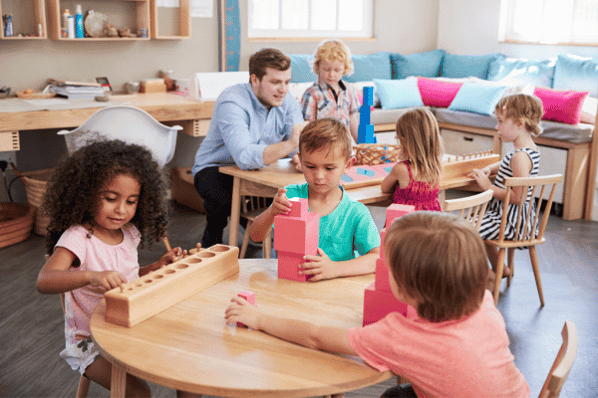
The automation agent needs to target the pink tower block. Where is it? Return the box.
[385,204,416,228]
[363,281,410,326]
[273,213,319,254]
[278,251,312,282]
[287,198,308,217]
[237,291,256,327]
[375,258,392,292]
[379,228,386,261]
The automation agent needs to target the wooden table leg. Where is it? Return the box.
[228,176,241,249]
[110,363,126,398]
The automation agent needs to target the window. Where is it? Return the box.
[248,0,373,39]
[500,0,598,45]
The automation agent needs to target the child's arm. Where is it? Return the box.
[249,188,293,243]
[470,153,533,205]
[349,113,359,143]
[224,296,357,356]
[302,247,380,281]
[36,247,127,294]
[139,247,187,276]
[380,162,408,193]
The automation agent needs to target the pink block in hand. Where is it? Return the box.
[286,198,308,217]
[237,291,256,327]
[363,281,410,326]
[273,213,319,254]
[375,258,392,292]
[385,204,416,228]
[278,251,311,282]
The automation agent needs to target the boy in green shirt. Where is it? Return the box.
[250,118,380,281]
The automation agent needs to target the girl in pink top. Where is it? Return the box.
[381,108,443,211]
[36,140,199,398]
[225,212,529,398]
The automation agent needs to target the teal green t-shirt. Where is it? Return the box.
[281,183,380,262]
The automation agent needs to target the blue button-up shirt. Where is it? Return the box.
[192,83,303,175]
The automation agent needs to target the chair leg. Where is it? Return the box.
[263,230,272,259]
[76,376,90,398]
[528,246,545,307]
[507,248,515,287]
[240,220,252,259]
[493,248,506,305]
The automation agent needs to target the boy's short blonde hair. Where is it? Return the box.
[385,212,488,322]
[299,118,353,159]
[312,39,354,76]
[495,94,544,136]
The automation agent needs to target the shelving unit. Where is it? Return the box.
[47,0,150,41]
[0,0,47,39]
[150,0,190,39]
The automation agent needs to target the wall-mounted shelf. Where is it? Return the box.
[0,0,47,39]
[150,0,190,40]
[47,0,151,41]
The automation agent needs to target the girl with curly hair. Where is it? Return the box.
[36,139,198,397]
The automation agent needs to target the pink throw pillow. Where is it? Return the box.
[417,77,463,108]
[533,87,589,125]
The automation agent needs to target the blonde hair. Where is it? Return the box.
[385,212,489,322]
[299,118,353,159]
[395,108,443,185]
[312,39,354,76]
[495,94,544,136]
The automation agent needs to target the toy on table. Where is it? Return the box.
[104,244,239,327]
[340,163,396,189]
[363,204,416,326]
[236,291,256,327]
[273,198,320,282]
[357,86,376,144]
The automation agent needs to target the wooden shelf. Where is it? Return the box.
[47,0,150,41]
[150,0,190,40]
[0,0,47,39]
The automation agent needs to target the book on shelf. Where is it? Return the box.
[47,78,102,88]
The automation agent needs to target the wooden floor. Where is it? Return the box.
[1,201,597,398]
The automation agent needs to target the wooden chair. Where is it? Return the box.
[239,195,272,259]
[59,293,91,398]
[488,174,563,306]
[442,189,493,231]
[539,320,578,398]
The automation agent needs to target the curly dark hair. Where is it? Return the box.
[42,139,169,255]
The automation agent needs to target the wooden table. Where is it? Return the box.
[90,259,393,398]
[219,158,483,249]
[0,93,214,151]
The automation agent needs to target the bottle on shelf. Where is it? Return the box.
[62,9,70,38]
[75,4,83,38]
[67,12,75,39]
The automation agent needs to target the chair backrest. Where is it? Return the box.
[497,174,563,245]
[538,320,578,398]
[443,189,493,231]
[57,105,182,167]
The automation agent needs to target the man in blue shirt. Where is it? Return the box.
[192,48,307,248]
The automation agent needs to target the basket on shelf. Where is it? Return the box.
[0,203,36,248]
[21,168,54,236]
[353,144,403,166]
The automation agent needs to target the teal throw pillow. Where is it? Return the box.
[441,53,505,79]
[487,57,556,88]
[289,54,316,83]
[345,52,392,83]
[553,54,598,97]
[448,83,506,115]
[373,78,424,110]
[390,49,445,79]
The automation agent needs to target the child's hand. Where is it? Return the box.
[224,296,261,329]
[270,188,292,216]
[301,248,338,282]
[468,168,492,190]
[157,247,187,268]
[292,153,303,172]
[90,271,127,291]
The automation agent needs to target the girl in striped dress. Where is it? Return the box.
[469,94,544,279]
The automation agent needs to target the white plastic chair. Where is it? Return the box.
[57,105,182,168]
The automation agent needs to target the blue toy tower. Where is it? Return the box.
[357,86,376,144]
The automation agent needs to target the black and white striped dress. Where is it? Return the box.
[478,147,540,243]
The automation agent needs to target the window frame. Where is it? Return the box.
[247,0,374,40]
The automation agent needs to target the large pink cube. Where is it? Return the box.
[385,204,416,228]
[278,251,311,282]
[274,213,319,254]
[363,282,414,326]
[375,258,392,292]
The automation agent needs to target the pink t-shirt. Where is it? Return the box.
[57,225,141,344]
[348,291,530,398]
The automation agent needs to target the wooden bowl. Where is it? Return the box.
[16,90,57,99]
[0,203,36,248]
